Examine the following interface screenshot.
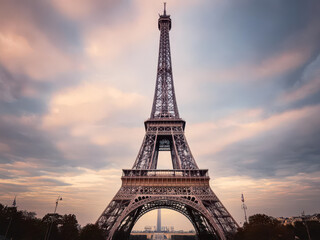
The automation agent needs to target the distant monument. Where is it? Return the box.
[157,209,162,232]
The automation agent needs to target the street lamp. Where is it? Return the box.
[301,211,311,240]
[241,193,248,224]
[44,196,62,240]
[4,196,17,239]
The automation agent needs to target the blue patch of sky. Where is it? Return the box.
[0,98,47,115]
[175,0,310,69]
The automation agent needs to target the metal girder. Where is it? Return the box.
[151,11,179,119]
[97,179,238,240]
[132,122,198,170]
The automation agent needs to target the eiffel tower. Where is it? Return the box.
[96,4,238,240]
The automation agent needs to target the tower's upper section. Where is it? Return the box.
[158,3,171,30]
[150,3,180,119]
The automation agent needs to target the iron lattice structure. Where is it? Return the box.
[97,5,238,240]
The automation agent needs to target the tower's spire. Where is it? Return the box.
[151,3,179,119]
[163,2,167,16]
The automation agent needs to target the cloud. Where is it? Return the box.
[0,29,77,80]
[0,167,122,225]
[189,105,318,156]
[0,0,82,80]
[39,79,148,169]
[83,2,156,64]
[0,65,39,101]
[187,104,320,179]
[212,171,320,222]
[0,115,64,166]
[279,53,320,104]
[50,0,127,22]
[0,183,30,193]
[42,80,147,128]
[202,47,312,83]
[82,0,202,65]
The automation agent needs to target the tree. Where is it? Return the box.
[234,214,295,240]
[292,220,320,240]
[0,205,46,240]
[59,214,79,240]
[79,224,104,240]
[42,213,63,240]
[0,202,108,240]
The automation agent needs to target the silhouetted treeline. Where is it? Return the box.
[1,204,320,240]
[234,214,320,240]
[129,236,148,240]
[0,203,104,240]
[171,236,196,240]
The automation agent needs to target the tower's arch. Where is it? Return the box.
[111,197,225,240]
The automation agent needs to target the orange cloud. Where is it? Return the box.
[0,166,123,225]
[42,80,147,128]
[212,171,320,221]
[41,80,147,163]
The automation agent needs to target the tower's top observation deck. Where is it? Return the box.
[158,3,171,30]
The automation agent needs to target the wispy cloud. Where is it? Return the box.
[188,104,320,157]
[279,53,320,104]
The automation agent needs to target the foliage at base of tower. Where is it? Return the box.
[79,224,105,240]
[234,214,320,240]
[0,203,104,240]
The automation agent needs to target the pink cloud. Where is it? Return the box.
[0,2,81,81]
[188,104,320,156]
[0,142,10,152]
[42,80,148,129]
[206,47,311,82]
[278,53,320,104]
[0,31,78,81]
[50,0,118,20]
[212,171,320,223]
[281,76,320,104]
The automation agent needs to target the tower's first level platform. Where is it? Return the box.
[121,169,210,187]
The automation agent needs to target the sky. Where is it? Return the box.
[0,0,320,231]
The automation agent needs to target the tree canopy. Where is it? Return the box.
[0,203,103,240]
[235,214,320,240]
[1,204,319,240]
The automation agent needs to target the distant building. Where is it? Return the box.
[276,214,320,226]
[144,226,152,232]
[171,236,196,240]
[161,226,169,232]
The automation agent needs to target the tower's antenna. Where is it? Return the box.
[241,193,248,224]
[164,2,166,15]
